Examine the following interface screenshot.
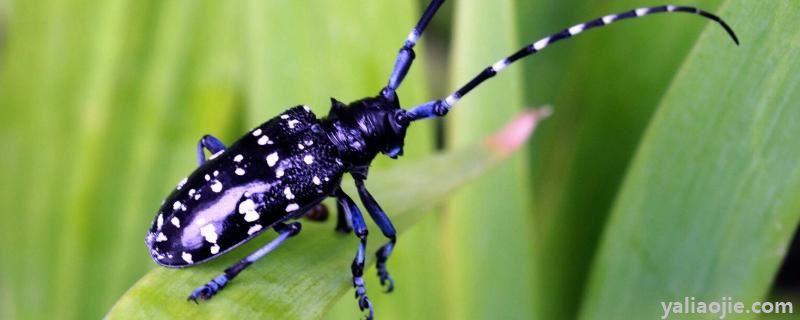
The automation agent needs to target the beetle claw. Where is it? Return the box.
[357,295,374,320]
[379,273,395,293]
[188,285,215,302]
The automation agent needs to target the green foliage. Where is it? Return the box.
[1,0,798,319]
[582,1,800,318]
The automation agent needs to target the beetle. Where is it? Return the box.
[145,1,738,318]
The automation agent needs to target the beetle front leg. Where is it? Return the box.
[187,222,301,302]
[196,134,226,166]
[336,189,374,320]
[354,178,397,292]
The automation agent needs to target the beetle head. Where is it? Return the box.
[325,92,410,164]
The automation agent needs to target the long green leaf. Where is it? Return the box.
[439,0,535,319]
[105,111,549,319]
[581,1,800,319]
[515,1,723,318]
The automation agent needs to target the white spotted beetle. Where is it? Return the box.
[145,1,738,318]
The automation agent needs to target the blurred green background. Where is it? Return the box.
[1,0,799,319]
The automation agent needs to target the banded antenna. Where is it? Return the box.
[406,5,739,121]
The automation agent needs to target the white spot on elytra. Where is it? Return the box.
[239,199,260,222]
[266,152,279,167]
[286,203,299,212]
[303,155,314,164]
[176,177,187,190]
[200,223,218,243]
[235,168,246,176]
[173,201,182,211]
[210,180,223,193]
[210,244,220,254]
[239,199,255,213]
[312,176,321,185]
[157,214,164,229]
[204,174,211,181]
[258,135,271,145]
[182,252,193,264]
[280,114,289,119]
[234,154,243,162]
[171,217,181,228]
[244,211,259,222]
[305,140,313,146]
[252,128,262,136]
[156,232,167,242]
[189,189,196,197]
[283,187,295,200]
[194,194,201,200]
[248,224,263,235]
[302,105,311,112]
[275,168,284,178]
[213,170,219,177]
[324,177,330,181]
[287,119,300,128]
[298,143,304,150]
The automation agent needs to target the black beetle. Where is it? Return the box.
[145,1,737,318]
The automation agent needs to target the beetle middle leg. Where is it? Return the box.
[187,221,302,302]
[196,134,226,166]
[335,198,353,234]
[354,178,397,292]
[336,188,374,320]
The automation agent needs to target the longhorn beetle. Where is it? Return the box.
[145,1,738,318]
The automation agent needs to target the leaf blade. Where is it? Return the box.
[581,1,800,318]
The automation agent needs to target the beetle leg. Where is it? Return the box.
[335,198,353,234]
[354,179,397,293]
[336,189,374,320]
[187,222,301,303]
[195,134,226,166]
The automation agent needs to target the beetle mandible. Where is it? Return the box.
[145,1,738,318]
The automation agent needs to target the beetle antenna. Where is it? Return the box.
[383,0,446,98]
[406,5,739,120]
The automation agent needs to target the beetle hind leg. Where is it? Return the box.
[187,222,301,303]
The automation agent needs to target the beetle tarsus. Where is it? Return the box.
[187,274,228,302]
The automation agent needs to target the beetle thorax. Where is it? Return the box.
[321,94,409,168]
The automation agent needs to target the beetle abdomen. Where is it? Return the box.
[146,106,346,267]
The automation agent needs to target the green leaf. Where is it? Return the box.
[436,0,537,319]
[581,1,800,319]
[105,111,549,319]
[515,1,723,318]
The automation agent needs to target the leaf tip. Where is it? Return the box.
[485,106,552,156]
